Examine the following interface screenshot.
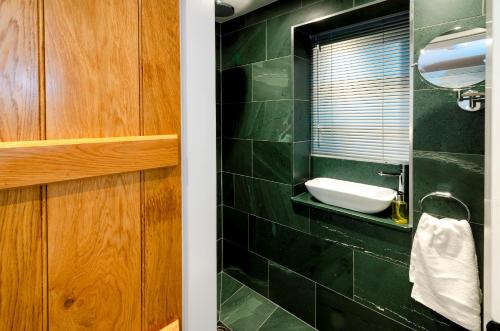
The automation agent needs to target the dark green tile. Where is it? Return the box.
[259,308,315,331]
[222,65,253,103]
[316,283,412,331]
[218,239,222,273]
[223,206,249,249]
[294,100,310,142]
[310,208,411,265]
[293,29,312,60]
[253,57,292,101]
[253,141,292,184]
[293,141,310,185]
[354,252,468,330]
[269,263,315,326]
[222,22,266,69]
[223,172,235,207]
[294,56,310,101]
[217,138,221,172]
[221,272,244,304]
[217,205,222,239]
[267,0,353,59]
[311,156,400,190]
[222,101,292,142]
[220,286,276,331]
[221,16,245,35]
[234,175,309,232]
[249,216,353,297]
[222,139,252,176]
[245,0,302,26]
[217,71,221,103]
[354,0,378,5]
[216,103,221,138]
[413,89,485,154]
[414,0,483,29]
[223,240,269,297]
[217,171,222,205]
[413,151,484,223]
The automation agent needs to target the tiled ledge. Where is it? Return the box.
[291,192,412,232]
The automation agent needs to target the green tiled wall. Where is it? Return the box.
[218,0,485,330]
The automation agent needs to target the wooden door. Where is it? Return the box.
[0,1,181,330]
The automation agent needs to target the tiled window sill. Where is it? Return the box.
[291,192,412,232]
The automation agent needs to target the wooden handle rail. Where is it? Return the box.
[0,135,178,190]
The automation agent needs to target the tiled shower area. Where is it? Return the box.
[216,0,486,330]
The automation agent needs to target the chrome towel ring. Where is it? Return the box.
[418,191,471,222]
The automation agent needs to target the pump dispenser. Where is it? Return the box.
[378,165,408,224]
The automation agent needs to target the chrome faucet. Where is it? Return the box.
[378,164,407,194]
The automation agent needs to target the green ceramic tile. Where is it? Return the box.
[316,283,412,331]
[413,16,486,90]
[293,141,310,185]
[223,206,249,249]
[222,22,266,69]
[311,156,400,190]
[413,89,485,154]
[217,103,221,138]
[222,101,292,142]
[245,0,301,26]
[268,263,315,326]
[354,0,378,5]
[249,215,353,297]
[217,138,222,172]
[222,65,253,103]
[301,0,322,6]
[253,57,293,101]
[413,150,484,224]
[220,286,276,331]
[294,100,310,142]
[223,240,270,297]
[414,0,483,29]
[217,71,221,103]
[293,29,311,60]
[217,172,222,205]
[221,272,244,304]
[353,252,468,330]
[294,56,310,101]
[267,0,353,59]
[223,172,235,207]
[218,239,222,273]
[310,208,411,265]
[217,205,222,240]
[222,139,252,176]
[253,141,292,184]
[221,16,245,35]
[234,175,309,232]
[259,308,315,331]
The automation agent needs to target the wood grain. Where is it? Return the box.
[160,320,180,331]
[0,0,43,329]
[0,135,178,189]
[141,0,182,329]
[44,0,142,330]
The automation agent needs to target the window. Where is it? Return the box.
[311,12,410,164]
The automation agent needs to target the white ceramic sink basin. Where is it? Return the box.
[305,178,396,214]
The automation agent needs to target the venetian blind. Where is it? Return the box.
[311,12,410,164]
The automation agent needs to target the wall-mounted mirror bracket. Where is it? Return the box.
[456,89,485,111]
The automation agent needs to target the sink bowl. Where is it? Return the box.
[305,178,396,214]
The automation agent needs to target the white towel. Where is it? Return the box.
[410,213,481,331]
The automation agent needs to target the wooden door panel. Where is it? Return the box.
[0,0,43,329]
[142,0,182,329]
[44,0,142,329]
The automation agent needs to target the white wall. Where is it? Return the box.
[181,0,217,330]
[485,0,500,327]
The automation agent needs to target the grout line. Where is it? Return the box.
[220,284,245,308]
[221,54,293,71]
[414,14,485,31]
[256,307,279,330]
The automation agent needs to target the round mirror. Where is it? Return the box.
[418,27,487,89]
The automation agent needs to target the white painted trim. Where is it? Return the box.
[181,1,217,330]
[485,0,500,328]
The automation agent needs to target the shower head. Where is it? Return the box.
[215,0,234,18]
